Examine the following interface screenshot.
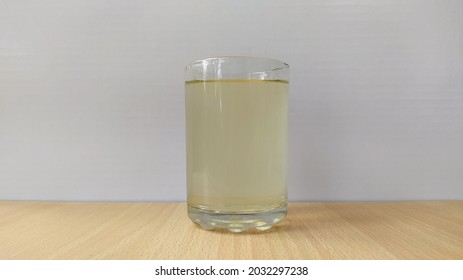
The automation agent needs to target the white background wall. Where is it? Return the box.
[1,0,462,201]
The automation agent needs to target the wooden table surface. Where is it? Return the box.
[0,201,462,259]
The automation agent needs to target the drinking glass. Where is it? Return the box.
[185,56,289,232]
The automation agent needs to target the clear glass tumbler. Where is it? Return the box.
[185,56,289,232]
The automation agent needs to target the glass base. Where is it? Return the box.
[187,203,287,233]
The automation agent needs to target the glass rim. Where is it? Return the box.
[185,56,290,71]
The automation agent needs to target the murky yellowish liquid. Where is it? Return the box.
[186,80,288,213]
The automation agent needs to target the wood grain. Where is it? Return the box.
[0,201,462,259]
